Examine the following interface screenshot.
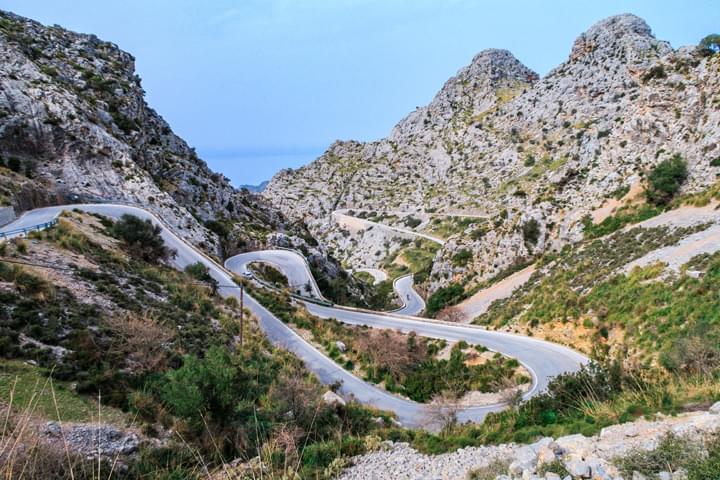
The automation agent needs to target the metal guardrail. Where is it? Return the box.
[0,219,59,240]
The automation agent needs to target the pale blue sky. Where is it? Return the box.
[3,1,719,185]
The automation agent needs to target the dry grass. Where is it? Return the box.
[576,373,720,424]
[106,312,173,374]
[0,369,136,479]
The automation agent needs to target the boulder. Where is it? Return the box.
[555,434,594,458]
[564,457,590,478]
[322,390,346,407]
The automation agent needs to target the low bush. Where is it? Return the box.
[184,261,218,292]
[426,283,466,317]
[250,262,289,288]
[112,214,176,263]
[582,203,661,238]
[522,219,541,248]
[646,154,688,206]
[451,249,473,267]
[404,216,422,228]
[614,433,715,479]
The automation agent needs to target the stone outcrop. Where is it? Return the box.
[339,404,720,479]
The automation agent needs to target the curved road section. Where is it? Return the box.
[391,274,426,316]
[226,249,326,301]
[228,250,426,316]
[332,210,446,245]
[1,204,588,428]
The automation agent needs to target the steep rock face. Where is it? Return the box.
[264,14,720,291]
[0,10,291,255]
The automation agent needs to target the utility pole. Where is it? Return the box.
[239,282,244,349]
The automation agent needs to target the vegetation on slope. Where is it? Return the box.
[0,213,390,478]
[478,223,718,366]
[382,362,720,455]
[242,283,528,403]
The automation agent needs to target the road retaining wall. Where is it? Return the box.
[0,207,15,227]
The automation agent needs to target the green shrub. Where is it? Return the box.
[112,214,175,263]
[7,157,21,173]
[470,226,487,240]
[646,154,688,206]
[615,434,702,478]
[184,262,218,293]
[642,64,667,83]
[610,184,630,200]
[161,347,238,420]
[426,283,466,317]
[404,216,422,228]
[251,263,289,288]
[537,459,570,477]
[14,238,27,254]
[205,219,232,239]
[699,33,720,56]
[522,219,541,247]
[581,203,661,238]
[686,434,720,480]
[710,156,720,167]
[451,249,473,267]
[468,458,511,479]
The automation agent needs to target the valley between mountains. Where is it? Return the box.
[1,8,720,480]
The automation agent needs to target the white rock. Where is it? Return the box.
[564,457,590,478]
[321,390,346,407]
[555,434,594,458]
[335,340,347,352]
[709,401,720,414]
[536,445,557,465]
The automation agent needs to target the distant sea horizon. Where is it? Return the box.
[200,149,322,188]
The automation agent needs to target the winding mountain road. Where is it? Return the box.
[225,250,426,315]
[391,274,426,316]
[0,204,588,428]
[225,249,326,300]
[332,210,446,245]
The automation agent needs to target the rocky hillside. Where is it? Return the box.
[264,14,720,292]
[0,9,377,302]
[0,10,303,257]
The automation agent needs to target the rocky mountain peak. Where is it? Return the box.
[569,13,669,64]
[465,48,538,85]
[388,48,537,138]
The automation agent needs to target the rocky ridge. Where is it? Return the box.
[339,403,720,480]
[264,14,720,293]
